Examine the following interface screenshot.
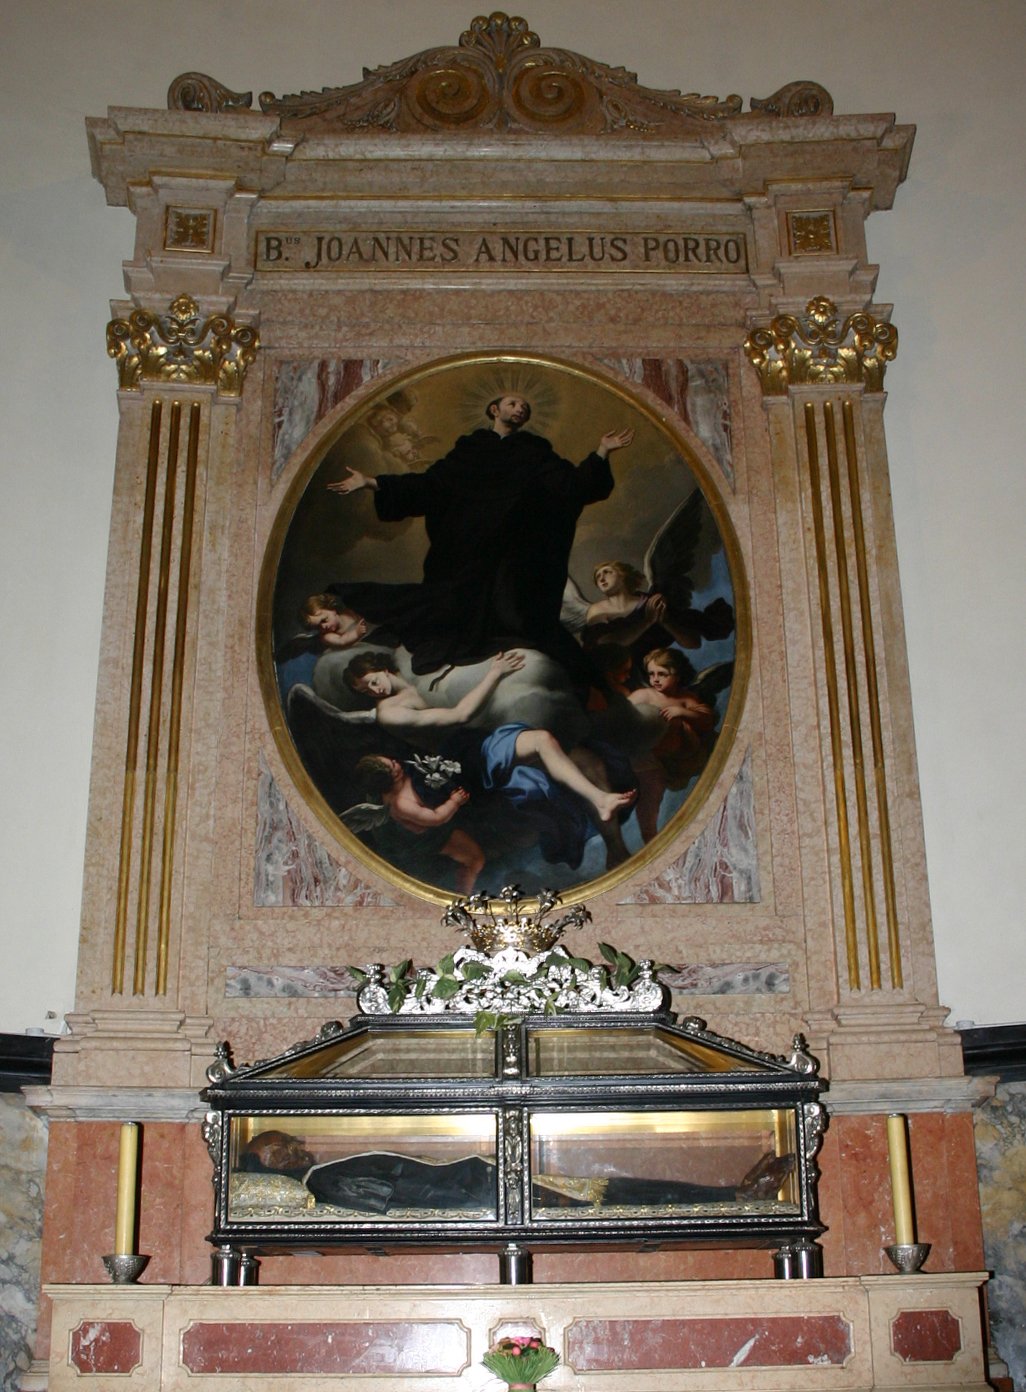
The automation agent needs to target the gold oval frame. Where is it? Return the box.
[257,350,750,907]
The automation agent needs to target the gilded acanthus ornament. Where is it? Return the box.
[744,297,898,395]
[257,12,741,134]
[167,14,832,136]
[106,294,259,398]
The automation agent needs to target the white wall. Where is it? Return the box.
[2,1,1023,1032]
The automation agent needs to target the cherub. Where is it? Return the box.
[301,593,379,651]
[363,396,438,469]
[627,646,717,842]
[383,430,422,464]
[349,754,484,894]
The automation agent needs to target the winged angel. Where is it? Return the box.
[560,488,734,671]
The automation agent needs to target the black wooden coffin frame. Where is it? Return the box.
[201,1011,826,1284]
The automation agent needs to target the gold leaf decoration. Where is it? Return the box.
[744,297,898,395]
[106,295,259,398]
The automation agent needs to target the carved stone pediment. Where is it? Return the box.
[168,11,832,135]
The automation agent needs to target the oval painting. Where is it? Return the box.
[260,353,745,903]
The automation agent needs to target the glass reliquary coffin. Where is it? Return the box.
[202,960,826,1279]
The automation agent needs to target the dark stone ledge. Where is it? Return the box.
[0,1032,56,1092]
[960,1023,1026,1082]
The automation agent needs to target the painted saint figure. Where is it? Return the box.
[328,393,634,677]
[272,365,738,895]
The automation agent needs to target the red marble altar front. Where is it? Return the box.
[45,1275,991,1392]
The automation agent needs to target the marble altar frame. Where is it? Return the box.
[64,12,958,1087]
[23,13,995,1390]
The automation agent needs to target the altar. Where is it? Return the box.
[24,12,992,1391]
[45,1278,991,1392]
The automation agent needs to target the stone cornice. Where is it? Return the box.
[23,1073,993,1121]
[23,1085,208,1121]
[87,107,914,212]
[824,1075,994,1115]
[87,15,913,212]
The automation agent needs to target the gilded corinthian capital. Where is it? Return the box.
[106,294,259,398]
[744,297,898,396]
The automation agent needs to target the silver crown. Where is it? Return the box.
[441,885,590,954]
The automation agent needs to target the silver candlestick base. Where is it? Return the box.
[102,1253,150,1284]
[884,1242,930,1274]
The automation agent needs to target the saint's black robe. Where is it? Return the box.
[333,428,613,676]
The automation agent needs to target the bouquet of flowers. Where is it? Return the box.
[481,1334,560,1388]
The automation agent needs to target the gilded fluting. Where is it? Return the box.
[106,294,258,398]
[112,399,163,995]
[156,403,202,996]
[744,298,898,396]
[804,403,861,991]
[823,401,882,990]
[841,400,904,989]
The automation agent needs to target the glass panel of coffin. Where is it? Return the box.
[227,1107,798,1225]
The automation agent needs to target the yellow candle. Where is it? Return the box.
[886,1113,916,1246]
[114,1122,140,1255]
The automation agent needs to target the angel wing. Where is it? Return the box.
[274,627,322,663]
[288,683,377,726]
[691,660,735,705]
[642,488,706,615]
[339,801,391,833]
[284,683,405,817]
[643,490,735,644]
[559,574,592,635]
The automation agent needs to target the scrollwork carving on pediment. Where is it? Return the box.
[750,80,833,119]
[257,12,742,135]
[167,72,253,113]
[166,14,833,136]
[744,297,898,395]
[106,294,259,398]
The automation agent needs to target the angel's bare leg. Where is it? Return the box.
[567,745,634,868]
[441,828,484,895]
[514,730,635,824]
[633,766,666,843]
